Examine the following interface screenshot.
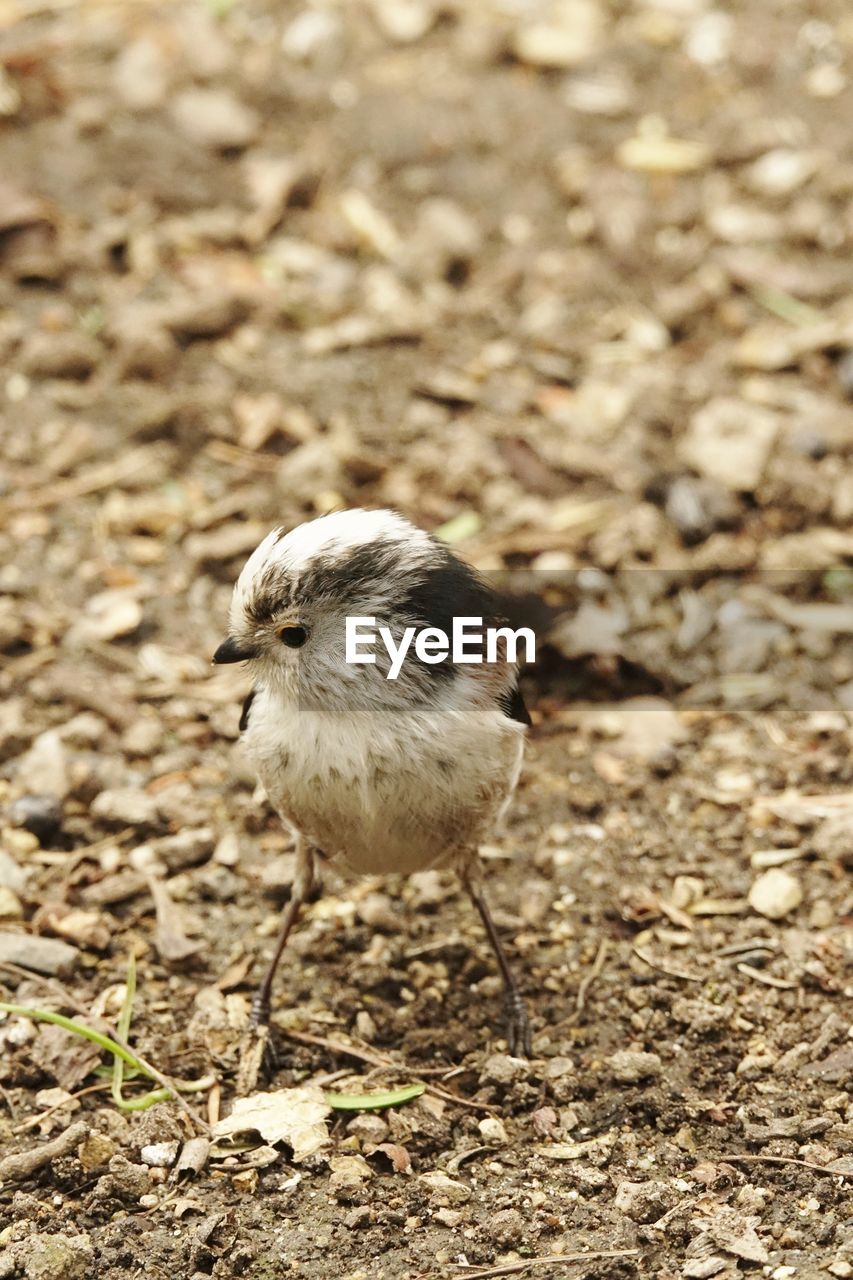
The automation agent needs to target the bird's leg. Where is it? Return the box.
[237,837,315,1093]
[462,855,532,1058]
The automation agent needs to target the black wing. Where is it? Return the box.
[500,683,532,726]
[239,688,256,733]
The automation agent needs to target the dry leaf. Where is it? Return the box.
[212,1087,330,1161]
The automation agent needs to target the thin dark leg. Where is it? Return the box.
[237,839,315,1093]
[250,839,315,1027]
[462,859,532,1057]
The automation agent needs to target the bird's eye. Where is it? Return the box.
[279,625,308,648]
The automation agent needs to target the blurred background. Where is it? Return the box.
[1,2,852,1273]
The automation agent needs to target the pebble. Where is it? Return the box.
[121,718,165,758]
[171,89,259,150]
[77,1132,116,1171]
[745,149,820,197]
[664,475,738,545]
[329,1154,372,1201]
[0,848,27,892]
[15,730,71,800]
[609,1050,662,1083]
[3,1231,93,1280]
[90,788,162,828]
[0,886,23,919]
[479,1053,529,1086]
[163,291,249,341]
[371,0,436,43]
[346,1114,389,1145]
[139,1142,179,1168]
[281,8,342,61]
[0,931,78,976]
[681,396,779,492]
[20,331,101,379]
[617,127,710,174]
[417,1171,471,1204]
[112,37,168,110]
[614,1178,675,1223]
[512,1,603,68]
[810,812,853,868]
[483,1207,525,1246]
[748,868,803,920]
[478,1117,509,1145]
[8,794,63,843]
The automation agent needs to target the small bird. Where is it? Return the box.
[213,508,532,1061]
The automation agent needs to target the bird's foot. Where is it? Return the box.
[503,988,532,1058]
[235,991,278,1094]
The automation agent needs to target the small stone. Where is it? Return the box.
[478,1116,509,1145]
[609,1050,662,1083]
[20,331,100,379]
[617,127,710,174]
[345,1114,388,1146]
[748,868,803,920]
[371,0,436,43]
[77,1132,116,1171]
[810,812,853,868]
[113,37,168,109]
[828,1261,853,1278]
[0,886,23,919]
[479,1053,529,1086]
[512,0,603,68]
[8,794,63,844]
[140,1142,179,1168]
[281,8,342,61]
[90,788,161,828]
[614,1178,676,1223]
[171,89,259,150]
[102,1154,150,1199]
[328,1154,372,1201]
[418,1171,471,1204]
[433,1207,462,1228]
[121,718,164,758]
[483,1208,525,1246]
[681,397,779,492]
[73,590,143,642]
[745,149,820,197]
[0,848,27,893]
[8,1231,93,1280]
[0,931,78,976]
[15,730,71,801]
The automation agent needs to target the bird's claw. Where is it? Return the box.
[236,991,279,1094]
[504,988,532,1058]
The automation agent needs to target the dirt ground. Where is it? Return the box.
[1,0,853,1277]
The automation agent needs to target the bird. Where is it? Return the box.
[213,507,533,1068]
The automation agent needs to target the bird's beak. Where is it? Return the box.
[212,636,258,664]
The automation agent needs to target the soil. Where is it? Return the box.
[1,2,852,1278]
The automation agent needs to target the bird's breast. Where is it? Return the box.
[241,693,523,876]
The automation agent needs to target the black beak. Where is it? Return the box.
[212,636,257,664]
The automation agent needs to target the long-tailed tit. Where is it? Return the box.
[213,508,532,1067]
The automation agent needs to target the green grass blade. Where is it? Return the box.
[324,1082,426,1111]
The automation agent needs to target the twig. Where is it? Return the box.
[13,1082,110,1134]
[575,938,610,1014]
[280,1028,498,1113]
[633,947,704,983]
[0,1119,90,1185]
[717,1154,852,1178]
[449,1248,639,1278]
[735,963,798,990]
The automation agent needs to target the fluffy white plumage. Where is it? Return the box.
[225,508,525,876]
[215,507,532,1057]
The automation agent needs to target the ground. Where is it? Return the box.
[0,0,852,1277]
